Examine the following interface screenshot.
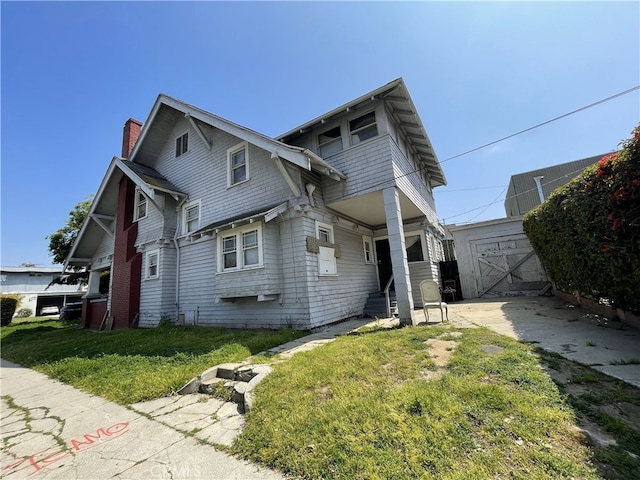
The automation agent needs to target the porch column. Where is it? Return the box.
[84,269,101,297]
[382,187,415,326]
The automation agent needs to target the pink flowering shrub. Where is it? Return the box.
[523,125,640,313]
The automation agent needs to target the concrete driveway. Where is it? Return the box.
[442,296,640,388]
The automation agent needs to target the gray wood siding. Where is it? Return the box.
[389,139,439,226]
[307,218,379,329]
[153,117,299,233]
[91,231,114,269]
[321,135,396,204]
[139,246,177,327]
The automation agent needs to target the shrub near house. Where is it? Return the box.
[524,125,640,313]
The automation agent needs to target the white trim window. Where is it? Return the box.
[146,250,160,279]
[406,233,426,263]
[183,200,200,234]
[317,126,343,157]
[134,191,147,221]
[349,111,378,145]
[316,221,337,276]
[227,142,249,187]
[316,221,334,243]
[218,223,263,272]
[175,132,189,157]
[362,236,375,264]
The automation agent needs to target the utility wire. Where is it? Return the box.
[354,85,639,196]
[440,85,640,164]
[442,165,593,223]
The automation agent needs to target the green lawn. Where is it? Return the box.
[0,317,306,404]
[232,325,640,480]
[3,317,638,479]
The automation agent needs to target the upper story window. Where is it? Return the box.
[134,191,147,221]
[183,200,200,234]
[227,142,249,187]
[317,126,343,157]
[146,250,159,279]
[175,132,189,157]
[349,111,378,145]
[218,223,263,272]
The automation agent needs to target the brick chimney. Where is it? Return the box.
[121,118,143,158]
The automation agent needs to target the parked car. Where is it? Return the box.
[40,305,59,316]
[59,302,83,320]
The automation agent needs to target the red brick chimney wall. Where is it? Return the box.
[122,118,142,158]
[110,175,142,329]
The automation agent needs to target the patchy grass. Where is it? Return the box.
[0,318,306,404]
[537,350,640,480]
[233,326,639,479]
[610,358,640,365]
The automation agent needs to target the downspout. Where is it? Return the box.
[173,197,188,323]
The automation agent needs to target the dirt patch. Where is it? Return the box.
[422,334,461,381]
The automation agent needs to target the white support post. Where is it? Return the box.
[382,187,415,326]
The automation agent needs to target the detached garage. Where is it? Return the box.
[449,216,550,299]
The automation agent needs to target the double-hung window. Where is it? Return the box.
[406,234,425,262]
[227,142,249,187]
[146,250,159,279]
[134,191,147,221]
[349,111,378,145]
[317,126,343,157]
[218,223,263,272]
[175,132,189,157]
[363,236,375,264]
[183,201,200,234]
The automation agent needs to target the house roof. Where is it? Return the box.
[65,157,186,268]
[193,202,288,237]
[277,78,446,187]
[0,267,62,274]
[130,94,345,181]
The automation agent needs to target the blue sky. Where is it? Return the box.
[2,1,639,267]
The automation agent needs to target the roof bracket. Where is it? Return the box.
[90,214,114,238]
[272,153,301,197]
[185,113,212,150]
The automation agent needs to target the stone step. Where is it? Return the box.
[178,363,273,414]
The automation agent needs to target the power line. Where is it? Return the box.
[353,85,639,196]
[440,85,640,164]
[442,165,593,223]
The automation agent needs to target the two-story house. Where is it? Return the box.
[66,78,447,329]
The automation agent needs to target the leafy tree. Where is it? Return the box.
[47,195,93,285]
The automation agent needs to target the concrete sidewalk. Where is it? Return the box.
[0,359,284,480]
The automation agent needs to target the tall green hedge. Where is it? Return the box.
[523,125,640,314]
[1,296,19,326]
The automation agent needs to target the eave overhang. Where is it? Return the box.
[64,157,186,269]
[277,78,446,188]
[130,95,345,181]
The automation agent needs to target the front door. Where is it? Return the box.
[375,239,393,291]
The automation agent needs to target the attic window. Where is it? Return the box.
[350,111,378,145]
[227,142,249,187]
[175,132,189,157]
[318,126,343,157]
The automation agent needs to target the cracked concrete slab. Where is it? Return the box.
[0,359,285,479]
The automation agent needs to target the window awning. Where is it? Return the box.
[191,202,288,238]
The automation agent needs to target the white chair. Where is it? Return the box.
[420,280,448,323]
